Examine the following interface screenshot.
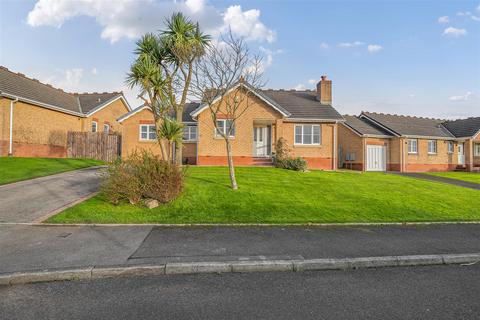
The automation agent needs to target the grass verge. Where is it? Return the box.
[47,167,480,224]
[0,157,103,185]
[425,172,480,184]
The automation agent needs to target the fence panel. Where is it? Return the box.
[67,132,121,161]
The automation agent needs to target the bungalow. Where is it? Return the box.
[0,66,131,157]
[338,112,480,172]
[117,76,345,169]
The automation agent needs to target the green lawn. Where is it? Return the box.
[426,172,480,184]
[47,166,480,224]
[0,157,104,185]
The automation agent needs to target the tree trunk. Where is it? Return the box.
[225,139,238,190]
[175,106,183,166]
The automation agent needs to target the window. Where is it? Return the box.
[475,143,480,156]
[294,125,321,145]
[91,121,98,133]
[407,139,417,154]
[139,125,156,141]
[183,125,197,141]
[447,141,454,154]
[427,140,437,154]
[103,124,110,134]
[215,119,235,137]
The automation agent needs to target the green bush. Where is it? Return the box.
[280,157,308,171]
[102,150,184,205]
[274,137,308,171]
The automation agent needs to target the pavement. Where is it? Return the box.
[1,224,479,276]
[1,264,479,319]
[394,172,480,190]
[0,166,103,223]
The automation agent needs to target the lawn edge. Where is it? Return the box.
[0,165,106,188]
[1,253,479,285]
[4,220,480,227]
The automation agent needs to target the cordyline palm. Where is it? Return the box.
[158,118,184,162]
[126,13,209,165]
[161,13,210,165]
[126,35,170,160]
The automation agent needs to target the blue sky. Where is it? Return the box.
[1,0,479,118]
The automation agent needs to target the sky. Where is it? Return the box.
[0,0,479,119]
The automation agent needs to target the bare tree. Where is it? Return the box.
[192,32,265,190]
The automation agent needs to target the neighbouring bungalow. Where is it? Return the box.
[117,102,199,164]
[339,112,480,172]
[117,76,345,169]
[0,66,132,157]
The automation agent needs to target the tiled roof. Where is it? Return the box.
[0,66,126,116]
[173,102,200,122]
[260,89,344,121]
[442,117,480,138]
[361,112,455,138]
[342,115,394,136]
[76,92,123,114]
[0,66,82,114]
[120,103,200,124]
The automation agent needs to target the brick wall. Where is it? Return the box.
[120,108,197,163]
[0,98,82,157]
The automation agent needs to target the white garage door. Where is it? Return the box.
[366,145,386,171]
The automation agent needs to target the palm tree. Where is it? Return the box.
[161,13,210,165]
[126,13,209,165]
[158,118,184,162]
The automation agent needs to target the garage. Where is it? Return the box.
[366,145,386,171]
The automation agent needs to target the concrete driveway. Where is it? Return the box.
[0,167,103,223]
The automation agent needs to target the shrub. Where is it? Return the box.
[102,150,184,205]
[280,157,308,171]
[273,137,308,171]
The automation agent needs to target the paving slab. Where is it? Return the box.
[0,167,104,223]
[129,224,480,264]
[0,225,152,273]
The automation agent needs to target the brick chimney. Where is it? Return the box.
[316,75,332,104]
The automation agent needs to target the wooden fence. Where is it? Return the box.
[67,132,121,162]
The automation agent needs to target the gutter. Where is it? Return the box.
[0,92,85,117]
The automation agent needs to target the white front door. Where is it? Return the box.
[366,145,386,171]
[458,143,465,165]
[253,126,268,157]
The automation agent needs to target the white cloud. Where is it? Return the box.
[91,68,98,75]
[438,16,449,23]
[319,42,329,49]
[27,0,275,44]
[449,91,472,101]
[185,0,204,14]
[222,5,276,43]
[337,41,364,48]
[457,10,480,21]
[307,79,317,84]
[367,44,383,53]
[442,26,467,37]
[44,68,84,91]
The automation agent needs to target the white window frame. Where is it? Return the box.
[139,124,156,141]
[407,139,417,154]
[215,119,235,138]
[447,141,454,154]
[475,143,480,156]
[103,123,110,134]
[427,140,437,154]
[183,125,197,141]
[91,121,98,133]
[294,124,321,146]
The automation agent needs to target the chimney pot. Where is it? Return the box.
[316,75,332,104]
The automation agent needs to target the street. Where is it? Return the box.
[1,264,479,320]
